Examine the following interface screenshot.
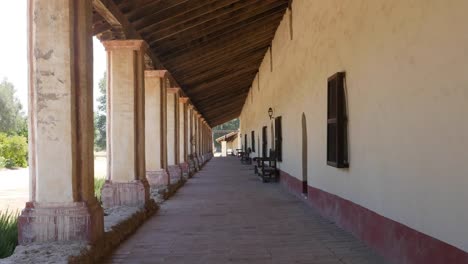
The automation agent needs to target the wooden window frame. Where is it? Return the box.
[327,72,349,168]
[251,131,255,152]
[275,116,283,161]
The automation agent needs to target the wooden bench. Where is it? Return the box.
[258,150,279,182]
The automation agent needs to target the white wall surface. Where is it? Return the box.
[240,0,468,252]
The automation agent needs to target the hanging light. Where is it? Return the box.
[268,107,274,120]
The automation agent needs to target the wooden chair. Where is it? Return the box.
[258,149,279,182]
[240,148,252,165]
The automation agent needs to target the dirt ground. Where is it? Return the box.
[0,155,107,212]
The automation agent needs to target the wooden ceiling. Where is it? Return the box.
[93,0,289,127]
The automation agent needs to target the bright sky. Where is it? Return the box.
[0,1,107,113]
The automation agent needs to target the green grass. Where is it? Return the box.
[95,177,106,203]
[0,209,18,259]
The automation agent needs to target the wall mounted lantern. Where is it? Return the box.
[268,107,274,120]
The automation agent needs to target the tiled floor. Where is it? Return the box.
[108,157,385,264]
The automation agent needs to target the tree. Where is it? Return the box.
[0,79,26,135]
[94,73,107,151]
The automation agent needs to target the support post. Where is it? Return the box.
[179,97,189,178]
[19,0,103,244]
[144,70,169,187]
[167,88,182,183]
[101,40,149,208]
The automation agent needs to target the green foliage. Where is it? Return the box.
[0,210,18,259]
[0,79,26,136]
[0,133,28,168]
[213,118,240,131]
[94,177,106,203]
[94,73,107,151]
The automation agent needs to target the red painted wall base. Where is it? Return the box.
[279,170,468,264]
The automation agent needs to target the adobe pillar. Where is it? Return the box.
[187,105,196,174]
[101,40,149,208]
[179,97,189,178]
[19,0,103,244]
[167,88,182,183]
[144,70,169,187]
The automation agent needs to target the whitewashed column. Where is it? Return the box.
[144,70,169,187]
[101,40,149,208]
[178,97,189,177]
[167,88,182,183]
[19,0,103,244]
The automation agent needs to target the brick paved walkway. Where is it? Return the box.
[108,157,385,264]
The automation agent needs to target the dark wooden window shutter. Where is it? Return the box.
[244,134,248,152]
[275,116,283,161]
[327,72,349,168]
[251,131,255,152]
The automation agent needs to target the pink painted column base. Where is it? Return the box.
[167,165,182,184]
[18,201,104,245]
[146,170,169,188]
[101,180,149,208]
[179,162,189,179]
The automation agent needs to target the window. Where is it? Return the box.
[251,131,255,152]
[327,72,349,168]
[244,134,248,152]
[275,116,283,161]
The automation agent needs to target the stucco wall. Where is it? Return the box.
[239,0,468,252]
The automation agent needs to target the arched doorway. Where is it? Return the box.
[302,113,308,195]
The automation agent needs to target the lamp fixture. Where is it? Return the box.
[268,107,274,120]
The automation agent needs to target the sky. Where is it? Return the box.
[0,1,107,113]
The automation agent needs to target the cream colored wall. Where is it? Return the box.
[239,0,468,252]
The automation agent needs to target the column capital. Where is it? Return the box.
[167,87,181,94]
[145,70,168,79]
[179,97,190,104]
[102,39,148,52]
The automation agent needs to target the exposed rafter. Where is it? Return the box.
[92,0,289,127]
[92,0,164,69]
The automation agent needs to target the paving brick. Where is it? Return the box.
[107,157,386,263]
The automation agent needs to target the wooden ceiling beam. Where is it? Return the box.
[144,0,267,44]
[180,63,259,89]
[150,1,287,49]
[118,0,160,14]
[159,22,278,65]
[185,70,256,96]
[137,0,233,35]
[129,0,191,26]
[92,0,164,69]
[177,56,266,93]
[209,109,242,126]
[167,40,270,78]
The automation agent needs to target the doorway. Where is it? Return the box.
[302,113,308,195]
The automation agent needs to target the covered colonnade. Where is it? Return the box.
[17,1,468,264]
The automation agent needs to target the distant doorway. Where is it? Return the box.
[262,126,268,157]
[302,113,308,195]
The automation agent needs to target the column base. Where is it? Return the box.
[194,155,200,170]
[18,200,104,245]
[101,180,149,208]
[179,162,189,179]
[188,157,196,176]
[146,169,169,188]
[167,165,182,184]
